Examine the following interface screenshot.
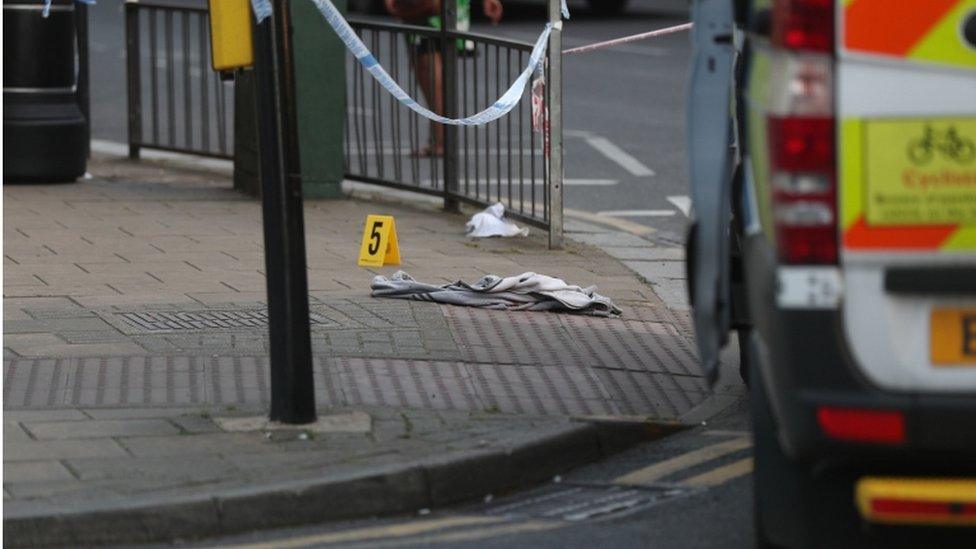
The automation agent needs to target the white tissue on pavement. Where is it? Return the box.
[465,203,529,238]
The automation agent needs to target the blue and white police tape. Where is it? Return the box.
[249,0,564,126]
[250,0,273,25]
[42,0,95,18]
[249,0,568,23]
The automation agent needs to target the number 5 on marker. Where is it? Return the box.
[358,215,401,267]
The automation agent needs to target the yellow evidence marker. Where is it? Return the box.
[358,215,401,267]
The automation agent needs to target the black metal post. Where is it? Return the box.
[125,3,142,159]
[441,0,459,211]
[252,0,317,424]
[76,1,91,158]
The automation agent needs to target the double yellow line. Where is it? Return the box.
[613,435,753,487]
[220,516,560,549]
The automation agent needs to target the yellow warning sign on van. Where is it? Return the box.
[864,118,976,226]
[844,0,976,71]
[358,215,401,267]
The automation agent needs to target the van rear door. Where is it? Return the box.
[838,0,976,392]
[687,0,737,384]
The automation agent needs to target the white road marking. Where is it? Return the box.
[597,210,676,218]
[667,195,692,217]
[416,179,616,188]
[563,179,618,186]
[578,134,656,177]
[564,208,656,237]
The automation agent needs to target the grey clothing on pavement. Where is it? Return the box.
[371,271,622,316]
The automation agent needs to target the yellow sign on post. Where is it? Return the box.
[208,0,254,71]
[358,215,401,267]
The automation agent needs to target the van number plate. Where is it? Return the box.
[931,309,976,366]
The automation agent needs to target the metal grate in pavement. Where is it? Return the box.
[115,310,339,332]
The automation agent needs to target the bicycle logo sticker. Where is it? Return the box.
[907,124,976,166]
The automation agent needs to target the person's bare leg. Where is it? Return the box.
[414,50,445,156]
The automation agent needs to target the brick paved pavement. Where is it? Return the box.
[3,154,742,545]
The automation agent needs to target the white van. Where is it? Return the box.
[687,0,976,546]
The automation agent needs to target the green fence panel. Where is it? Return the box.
[292,0,346,198]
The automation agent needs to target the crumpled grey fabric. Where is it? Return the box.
[371,271,621,317]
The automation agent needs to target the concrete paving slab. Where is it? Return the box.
[214,412,373,434]
[4,439,130,461]
[605,246,685,261]
[3,410,89,422]
[624,260,687,280]
[24,419,181,440]
[3,461,75,483]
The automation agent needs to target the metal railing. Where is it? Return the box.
[125,0,234,159]
[122,1,563,243]
[344,13,560,237]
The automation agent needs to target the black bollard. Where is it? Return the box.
[252,0,317,424]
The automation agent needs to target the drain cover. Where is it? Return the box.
[481,484,688,522]
[116,310,338,332]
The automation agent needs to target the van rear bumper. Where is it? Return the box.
[757,307,976,466]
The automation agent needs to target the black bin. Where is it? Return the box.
[3,0,88,182]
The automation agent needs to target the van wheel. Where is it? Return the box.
[750,355,810,549]
[587,0,628,15]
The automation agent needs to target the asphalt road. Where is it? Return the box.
[162,400,753,549]
[87,0,693,240]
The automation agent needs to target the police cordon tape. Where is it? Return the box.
[563,23,694,55]
[42,0,95,18]
[247,0,689,127]
[249,0,569,23]
[249,0,558,126]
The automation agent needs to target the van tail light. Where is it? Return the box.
[765,46,836,265]
[772,0,835,53]
[769,115,837,264]
[817,406,906,445]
